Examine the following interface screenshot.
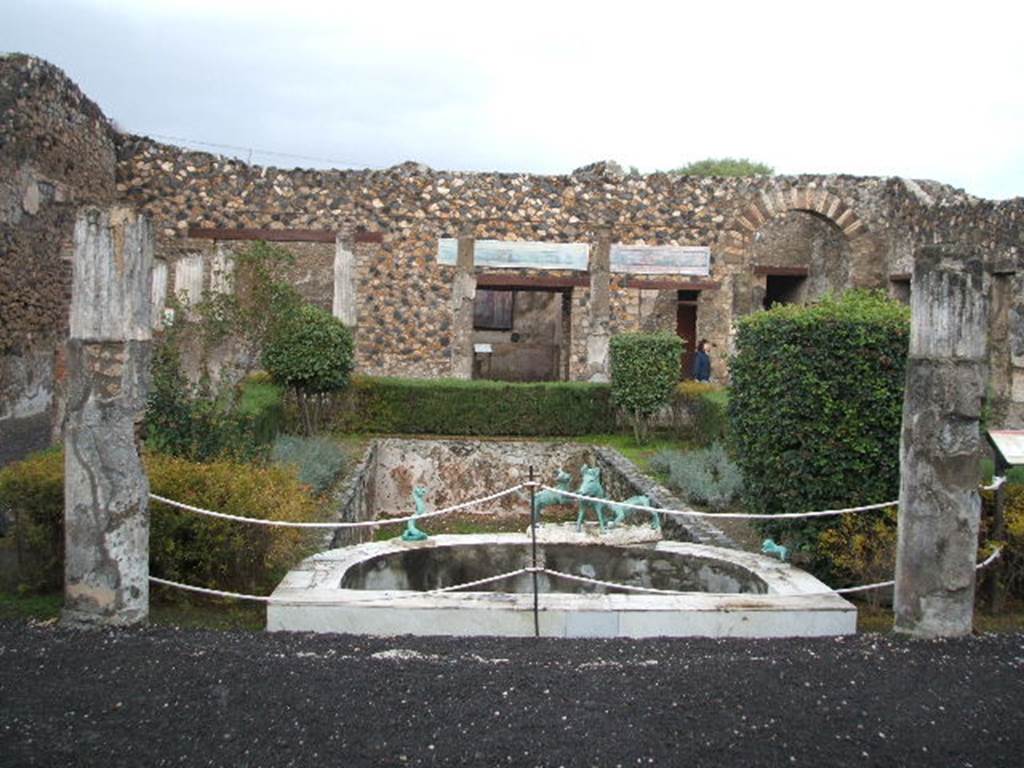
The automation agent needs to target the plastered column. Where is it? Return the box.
[333,235,357,327]
[63,207,152,627]
[894,244,988,638]
[585,230,611,382]
[450,232,476,379]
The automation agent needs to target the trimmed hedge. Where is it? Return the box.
[237,377,286,445]
[610,332,684,443]
[729,291,910,551]
[0,449,321,594]
[673,381,729,446]
[326,376,614,436]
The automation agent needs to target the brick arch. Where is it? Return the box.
[717,187,869,259]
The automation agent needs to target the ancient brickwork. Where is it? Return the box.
[118,134,947,382]
[0,54,118,462]
[3,55,1024,453]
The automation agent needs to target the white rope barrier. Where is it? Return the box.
[541,486,898,520]
[149,483,526,529]
[539,567,700,596]
[149,567,535,605]
[982,476,1007,492]
[150,576,274,603]
[150,549,1004,604]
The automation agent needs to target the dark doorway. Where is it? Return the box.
[763,275,805,309]
[472,288,566,382]
[677,290,699,378]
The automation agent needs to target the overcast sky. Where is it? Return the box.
[3,0,1022,199]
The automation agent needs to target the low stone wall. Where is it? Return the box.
[329,442,379,548]
[594,448,734,548]
[325,437,733,549]
[371,438,594,517]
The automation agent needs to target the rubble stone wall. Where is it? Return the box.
[0,54,117,463]
[3,54,1024,461]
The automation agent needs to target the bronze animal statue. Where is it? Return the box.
[531,468,574,526]
[607,495,661,530]
[575,465,609,532]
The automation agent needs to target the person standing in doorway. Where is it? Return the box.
[693,339,712,381]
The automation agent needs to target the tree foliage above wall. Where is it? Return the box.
[728,291,910,555]
[671,157,775,176]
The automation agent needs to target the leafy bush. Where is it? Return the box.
[670,158,774,176]
[672,381,729,446]
[816,506,898,604]
[145,337,260,462]
[270,435,345,494]
[263,304,354,434]
[0,449,321,595]
[610,332,684,443]
[650,444,743,511]
[983,481,1024,599]
[326,376,614,436]
[0,449,64,591]
[148,455,320,594]
[188,240,303,381]
[238,377,285,444]
[728,291,910,552]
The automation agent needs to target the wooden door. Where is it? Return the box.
[677,297,697,379]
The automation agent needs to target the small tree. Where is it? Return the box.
[610,332,683,443]
[263,304,354,434]
[670,157,774,177]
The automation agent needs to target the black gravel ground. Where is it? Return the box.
[1,620,1022,767]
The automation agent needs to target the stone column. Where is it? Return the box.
[450,232,476,379]
[894,244,988,638]
[333,235,357,327]
[585,229,611,382]
[63,207,153,627]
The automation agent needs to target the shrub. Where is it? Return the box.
[670,158,774,176]
[672,381,729,446]
[728,291,909,552]
[145,334,261,462]
[0,449,64,591]
[326,376,614,436]
[263,304,354,434]
[610,332,684,443]
[650,444,743,511]
[816,506,898,603]
[238,377,285,444]
[148,454,320,594]
[270,435,345,494]
[985,481,1024,599]
[0,449,321,595]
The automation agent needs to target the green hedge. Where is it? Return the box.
[672,381,729,446]
[610,332,684,443]
[326,376,614,436]
[728,291,910,552]
[237,378,286,444]
[0,449,320,594]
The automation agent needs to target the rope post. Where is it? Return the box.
[529,465,539,638]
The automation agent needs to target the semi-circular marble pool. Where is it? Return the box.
[268,533,856,638]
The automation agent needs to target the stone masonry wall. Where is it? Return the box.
[107,140,1024,417]
[0,54,117,463]
[4,55,1024,453]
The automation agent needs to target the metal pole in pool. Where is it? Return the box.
[529,465,539,638]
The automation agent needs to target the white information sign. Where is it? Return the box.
[437,239,589,271]
[473,343,493,354]
[610,245,711,276]
[988,430,1024,466]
